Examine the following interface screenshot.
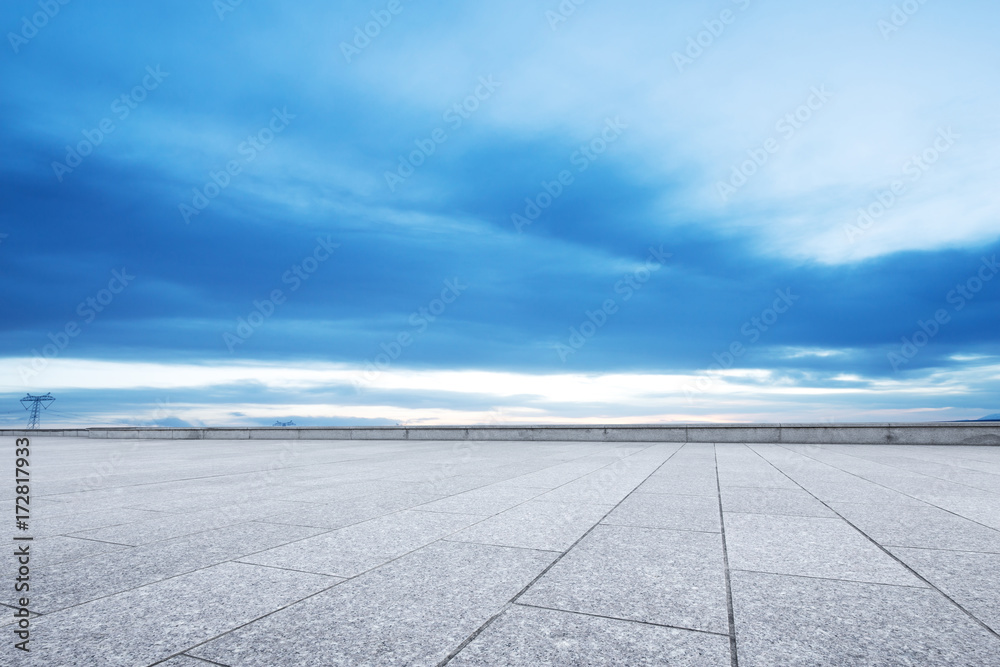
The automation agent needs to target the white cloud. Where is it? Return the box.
[3,356,997,426]
[345,0,1000,263]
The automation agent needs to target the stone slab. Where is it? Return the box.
[256,492,432,529]
[634,471,719,497]
[450,604,732,666]
[15,562,335,666]
[68,499,308,545]
[602,492,721,532]
[720,486,836,518]
[535,469,653,505]
[30,507,167,538]
[11,521,324,613]
[889,547,1000,634]
[417,484,547,516]
[914,494,1000,531]
[519,524,730,634]
[724,513,924,586]
[191,541,555,666]
[239,509,480,577]
[731,570,1000,667]
[829,501,1000,553]
[446,499,612,552]
[157,656,218,666]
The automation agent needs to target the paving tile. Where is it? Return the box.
[602,493,720,532]
[17,562,335,666]
[833,450,1000,493]
[30,507,168,538]
[634,471,719,497]
[239,509,480,576]
[916,495,1000,531]
[724,513,923,586]
[889,547,1000,633]
[288,477,432,501]
[67,499,308,545]
[256,492,431,529]
[875,475,994,500]
[127,489,281,513]
[716,448,799,489]
[0,604,40,628]
[1,535,131,573]
[780,479,925,506]
[731,570,1000,667]
[418,484,546,516]
[450,604,731,666]
[191,541,555,667]
[412,474,505,497]
[447,499,612,552]
[3,498,78,520]
[785,449,994,500]
[721,486,835,518]
[829,501,1000,553]
[12,521,324,613]
[158,656,218,666]
[506,461,613,488]
[535,469,654,505]
[519,524,730,634]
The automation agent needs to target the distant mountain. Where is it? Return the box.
[978,413,1000,421]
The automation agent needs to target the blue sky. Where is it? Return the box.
[1,0,998,427]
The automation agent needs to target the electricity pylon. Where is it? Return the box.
[20,393,55,429]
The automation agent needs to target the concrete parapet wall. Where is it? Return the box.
[2,423,999,445]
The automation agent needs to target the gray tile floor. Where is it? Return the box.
[5,438,1000,666]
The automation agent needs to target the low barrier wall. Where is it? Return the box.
[2,423,999,445]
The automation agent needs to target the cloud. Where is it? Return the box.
[1,356,997,427]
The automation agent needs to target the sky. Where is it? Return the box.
[1,0,998,427]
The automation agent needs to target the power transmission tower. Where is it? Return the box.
[20,393,55,429]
